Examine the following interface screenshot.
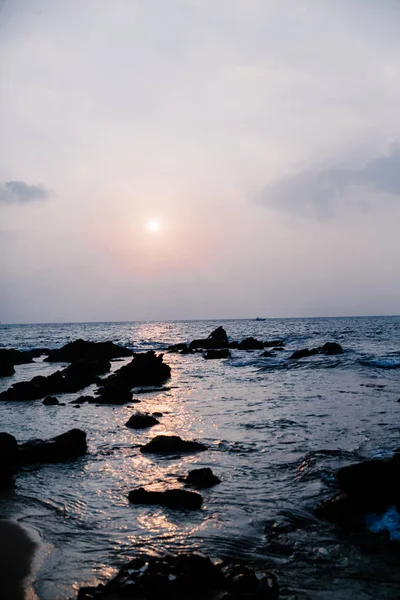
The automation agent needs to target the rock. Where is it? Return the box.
[238,337,264,350]
[261,350,274,357]
[0,432,18,488]
[178,467,221,489]
[0,348,45,367]
[128,487,203,510]
[264,340,285,348]
[0,358,14,377]
[228,340,239,349]
[44,339,133,362]
[290,342,343,360]
[42,396,59,406]
[315,455,400,526]
[70,395,94,405]
[140,435,207,455]
[99,351,171,392]
[167,343,188,353]
[125,413,159,429]
[92,388,135,405]
[0,359,111,401]
[320,342,344,355]
[76,553,278,600]
[189,326,229,350]
[152,412,163,417]
[18,429,87,465]
[203,349,231,359]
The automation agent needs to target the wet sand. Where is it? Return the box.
[0,518,38,600]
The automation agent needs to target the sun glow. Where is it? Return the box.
[147,220,161,233]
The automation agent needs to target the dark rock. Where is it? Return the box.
[167,343,188,353]
[18,429,87,465]
[264,340,285,348]
[238,337,264,350]
[140,435,207,455]
[92,388,135,405]
[125,413,159,429]
[180,346,194,354]
[315,455,400,526]
[70,395,94,404]
[203,349,231,360]
[0,358,14,377]
[0,432,18,488]
[228,340,239,349]
[45,339,133,362]
[261,351,274,357]
[189,326,229,350]
[0,348,43,367]
[178,467,221,489]
[128,487,203,510]
[42,396,59,406]
[320,342,344,355]
[0,359,111,401]
[290,342,343,360]
[99,351,171,392]
[75,553,278,600]
[152,412,163,417]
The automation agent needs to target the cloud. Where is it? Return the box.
[0,181,52,204]
[257,145,400,219]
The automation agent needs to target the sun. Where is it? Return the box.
[147,220,161,233]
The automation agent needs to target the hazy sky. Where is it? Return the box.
[1,0,400,323]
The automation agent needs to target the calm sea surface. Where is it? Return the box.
[1,317,400,599]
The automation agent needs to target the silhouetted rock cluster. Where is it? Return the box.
[76,553,279,600]
[315,453,400,527]
[204,349,231,359]
[125,413,159,429]
[44,339,132,362]
[98,351,171,392]
[189,325,229,350]
[0,360,111,401]
[178,467,221,489]
[0,348,49,377]
[0,429,87,487]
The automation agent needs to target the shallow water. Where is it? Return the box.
[1,317,400,599]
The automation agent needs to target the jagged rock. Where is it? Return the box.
[42,396,59,406]
[238,337,264,350]
[70,395,94,405]
[45,339,132,362]
[99,351,171,392]
[264,340,285,348]
[18,429,87,465]
[0,360,111,401]
[140,435,207,455]
[178,467,221,489]
[0,348,48,367]
[189,326,229,350]
[0,432,18,488]
[125,413,159,429]
[203,349,231,359]
[290,342,343,360]
[128,487,203,510]
[76,553,279,600]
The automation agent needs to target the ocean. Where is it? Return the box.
[1,317,400,599]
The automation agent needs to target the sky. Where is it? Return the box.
[1,0,400,323]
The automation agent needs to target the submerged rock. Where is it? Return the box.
[264,340,285,348]
[93,388,135,405]
[128,487,203,510]
[76,553,279,600]
[45,339,133,362]
[189,326,229,350]
[140,435,207,455]
[125,413,159,429]
[290,342,343,360]
[0,358,14,377]
[42,396,59,406]
[18,429,87,465]
[261,350,274,357]
[203,349,231,359]
[0,432,18,488]
[178,467,221,489]
[167,342,188,353]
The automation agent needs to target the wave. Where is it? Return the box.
[359,359,400,369]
